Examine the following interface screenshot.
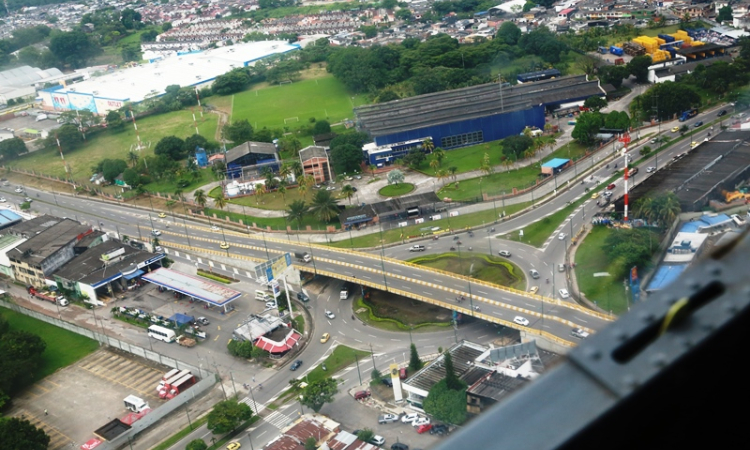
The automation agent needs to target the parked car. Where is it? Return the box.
[402,413,419,424]
[559,289,570,299]
[379,413,399,424]
[354,390,371,400]
[603,191,613,198]
[391,444,409,450]
[265,301,277,309]
[370,435,385,446]
[498,250,511,257]
[646,166,656,173]
[718,109,728,116]
[513,316,529,326]
[694,121,703,127]
[382,377,393,387]
[416,424,433,434]
[413,417,430,427]
[399,367,407,380]
[290,360,303,371]
[196,317,209,326]
[430,424,449,435]
[297,292,310,302]
[0,197,5,203]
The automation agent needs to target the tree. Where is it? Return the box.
[408,343,423,372]
[718,5,733,23]
[387,169,405,186]
[100,159,128,183]
[122,168,140,187]
[480,152,493,175]
[49,30,100,68]
[433,148,446,166]
[0,416,50,450]
[186,439,208,450]
[140,29,159,42]
[206,399,253,434]
[106,110,124,129]
[501,135,534,159]
[154,136,186,160]
[497,21,521,45]
[341,184,356,204]
[183,134,209,156]
[223,119,254,143]
[627,55,652,84]
[444,351,461,391]
[193,189,207,209]
[357,429,375,443]
[213,195,227,212]
[422,379,467,425]
[310,190,340,222]
[330,143,363,174]
[312,120,331,135]
[421,138,435,154]
[402,147,426,169]
[584,96,608,112]
[287,200,308,229]
[121,43,142,62]
[0,137,27,161]
[211,68,250,95]
[278,136,302,156]
[572,112,605,145]
[599,65,630,89]
[127,150,139,167]
[227,339,255,358]
[304,437,317,450]
[300,377,338,412]
[51,123,84,151]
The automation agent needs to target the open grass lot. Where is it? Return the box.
[0,306,99,381]
[331,201,530,248]
[422,142,497,176]
[303,345,371,384]
[228,75,368,130]
[410,254,525,290]
[378,183,415,197]
[575,226,641,315]
[8,110,218,185]
[204,204,338,231]
[436,140,590,201]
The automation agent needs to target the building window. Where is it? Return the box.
[440,131,484,149]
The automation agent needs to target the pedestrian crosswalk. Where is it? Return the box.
[239,397,264,414]
[239,397,296,430]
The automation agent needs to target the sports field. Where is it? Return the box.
[229,75,369,129]
[9,110,217,184]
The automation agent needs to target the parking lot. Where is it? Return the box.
[8,348,171,449]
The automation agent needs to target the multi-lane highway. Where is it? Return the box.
[0,105,725,345]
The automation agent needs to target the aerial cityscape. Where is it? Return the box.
[1,0,749,449]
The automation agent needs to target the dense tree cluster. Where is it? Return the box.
[330,132,370,174]
[300,377,338,412]
[207,399,253,434]
[0,313,47,409]
[0,416,50,450]
[629,82,701,122]
[0,137,29,162]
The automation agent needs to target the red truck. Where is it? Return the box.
[28,287,69,306]
[160,372,196,399]
[157,369,190,394]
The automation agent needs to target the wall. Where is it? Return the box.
[372,106,545,148]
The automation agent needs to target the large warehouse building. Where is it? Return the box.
[354,75,605,166]
[38,40,299,114]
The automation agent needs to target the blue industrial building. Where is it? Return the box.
[355,75,605,167]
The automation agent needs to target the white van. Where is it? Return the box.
[255,290,271,301]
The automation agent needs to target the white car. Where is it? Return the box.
[559,289,570,299]
[558,233,567,240]
[151,230,162,236]
[513,316,530,326]
[499,250,511,257]
[325,310,335,319]
[646,166,656,173]
[0,197,5,203]
[265,301,277,309]
[402,413,419,424]
[413,417,431,427]
[14,187,23,193]
[571,328,590,339]
[210,225,220,231]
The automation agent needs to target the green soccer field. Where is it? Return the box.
[230,75,369,129]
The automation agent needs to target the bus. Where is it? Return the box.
[148,325,176,343]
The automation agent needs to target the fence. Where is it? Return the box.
[0,297,216,449]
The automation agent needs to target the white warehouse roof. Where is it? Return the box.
[39,40,299,114]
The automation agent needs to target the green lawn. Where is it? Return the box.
[204,205,338,231]
[330,201,530,248]
[410,254,525,290]
[304,345,371,384]
[0,306,100,382]
[8,110,218,185]
[145,169,217,195]
[575,227,632,315]
[378,183,415,197]
[436,140,591,201]
[228,75,368,131]
[511,200,580,248]
[423,142,498,176]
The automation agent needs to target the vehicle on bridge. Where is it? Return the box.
[294,251,312,263]
[409,245,426,252]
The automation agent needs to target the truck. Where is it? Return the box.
[157,369,191,393]
[609,46,624,56]
[28,287,69,306]
[679,108,698,122]
[340,283,349,300]
[160,372,196,399]
[177,335,196,347]
[294,251,312,263]
[124,395,149,413]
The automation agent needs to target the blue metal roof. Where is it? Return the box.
[541,158,570,168]
[680,214,732,233]
[647,264,688,291]
[0,209,22,227]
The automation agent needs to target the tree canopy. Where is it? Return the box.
[423,379,467,425]
[49,30,100,69]
[300,377,338,412]
[206,400,253,434]
[0,417,50,450]
[0,313,47,409]
[154,136,187,160]
[212,68,250,95]
[0,137,28,161]
[409,343,423,372]
[572,112,605,145]
[223,119,254,143]
[330,132,369,174]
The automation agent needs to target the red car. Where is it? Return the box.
[417,424,433,434]
[354,390,370,400]
[607,183,616,190]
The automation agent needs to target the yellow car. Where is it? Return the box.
[671,126,680,133]
[158,212,167,218]
[529,286,539,294]
[690,141,698,148]
[226,442,241,450]
[220,242,230,250]
[591,192,599,199]
[321,332,331,343]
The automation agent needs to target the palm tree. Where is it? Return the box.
[545,135,557,154]
[341,184,356,204]
[429,158,440,172]
[368,165,376,178]
[263,167,277,190]
[436,169,448,185]
[448,166,458,180]
[310,189,340,222]
[289,160,304,181]
[421,138,435,154]
[287,199,308,228]
[302,175,316,197]
[298,183,308,199]
[127,150,139,167]
[278,184,287,206]
[433,148,446,166]
[193,189,207,209]
[658,193,681,226]
[255,183,265,205]
[279,163,292,183]
[213,195,227,211]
